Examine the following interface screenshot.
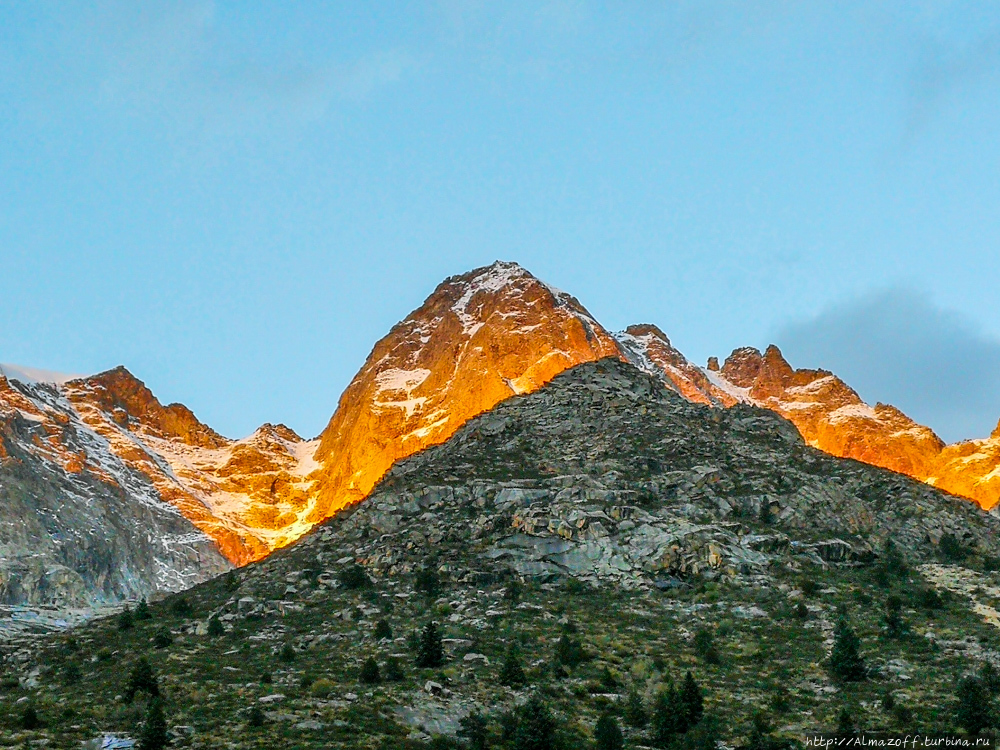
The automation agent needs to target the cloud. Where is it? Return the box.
[774,289,1000,444]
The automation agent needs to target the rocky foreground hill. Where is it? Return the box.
[5,359,1000,747]
[3,261,1000,612]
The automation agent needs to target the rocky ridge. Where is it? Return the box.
[11,358,1000,748]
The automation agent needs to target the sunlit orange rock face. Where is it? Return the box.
[310,261,622,521]
[928,422,1000,511]
[62,370,320,564]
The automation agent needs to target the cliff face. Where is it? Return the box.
[0,374,230,607]
[311,261,623,520]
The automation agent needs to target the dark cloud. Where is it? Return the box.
[774,289,1000,444]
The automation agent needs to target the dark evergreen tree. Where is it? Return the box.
[384,656,405,682]
[504,578,523,607]
[135,599,152,621]
[693,629,721,665]
[138,697,169,750]
[683,714,721,750]
[207,616,225,637]
[956,675,993,735]
[169,596,193,617]
[247,705,266,727]
[339,563,370,590]
[554,633,586,667]
[20,704,41,730]
[500,643,527,687]
[279,643,296,663]
[152,627,172,649]
[883,595,905,638]
[836,706,856,735]
[652,682,683,747]
[624,688,648,728]
[125,657,160,702]
[118,605,134,631]
[828,611,866,681]
[374,619,393,640]
[981,662,1000,696]
[458,711,489,750]
[595,713,625,750]
[680,671,704,730]
[416,622,444,668]
[360,656,381,684]
[513,694,556,750]
[416,565,441,598]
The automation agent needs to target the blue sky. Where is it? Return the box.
[2,1,1000,443]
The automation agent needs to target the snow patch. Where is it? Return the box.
[1,363,84,385]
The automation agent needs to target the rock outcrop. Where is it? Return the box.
[311,261,622,520]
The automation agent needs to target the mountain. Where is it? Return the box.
[4,260,999,613]
[310,261,622,520]
[0,372,229,608]
[12,358,1000,747]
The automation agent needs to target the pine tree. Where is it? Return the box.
[883,595,905,638]
[138,697,169,750]
[135,598,152,621]
[499,643,527,687]
[207,616,225,637]
[384,656,405,682]
[956,675,993,735]
[360,656,381,684]
[652,682,683,747]
[836,706,856,735]
[625,688,648,728]
[118,605,134,631]
[416,622,444,668]
[458,711,489,750]
[374,619,393,640]
[680,671,704,730]
[513,694,556,750]
[125,657,160,702]
[20,704,41,730]
[595,713,625,750]
[828,611,866,681]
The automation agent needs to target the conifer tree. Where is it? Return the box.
[125,657,160,702]
[135,598,152,621]
[828,611,866,681]
[458,711,489,750]
[652,682,682,747]
[416,622,444,668]
[625,688,648,728]
[956,675,993,735]
[595,713,625,750]
[118,605,134,631]
[513,694,556,750]
[500,643,527,687]
[384,656,405,682]
[138,697,169,750]
[680,671,704,730]
[360,656,381,684]
[20,704,41,730]
[374,619,393,640]
[207,616,225,637]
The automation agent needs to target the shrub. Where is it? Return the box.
[169,597,193,617]
[97,648,113,663]
[939,534,968,562]
[829,611,866,682]
[207,617,225,637]
[883,595,905,638]
[360,657,381,684]
[504,578,523,606]
[917,587,944,611]
[63,662,82,685]
[310,678,336,697]
[800,578,820,597]
[415,622,444,668]
[794,602,809,620]
[693,629,721,665]
[836,706,856,734]
[279,643,296,663]
[339,563,369,590]
[374,619,393,640]
[595,713,625,750]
